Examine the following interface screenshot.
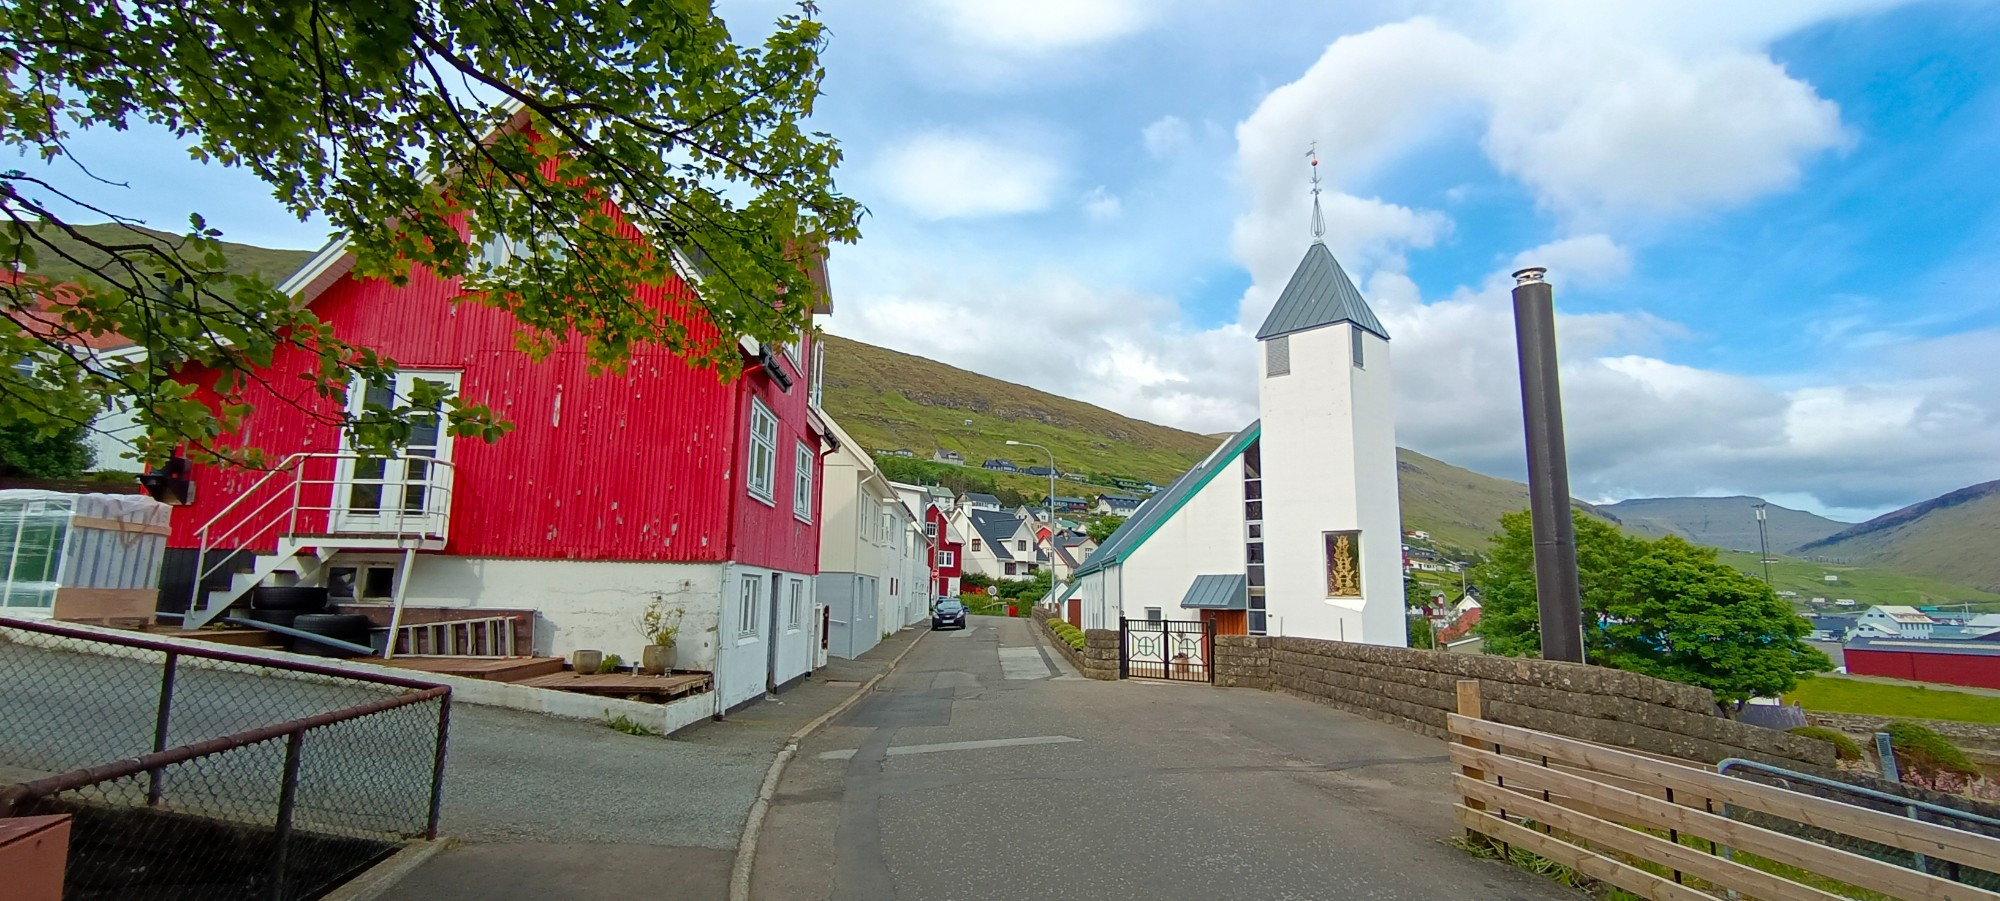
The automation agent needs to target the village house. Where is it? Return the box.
[1093,494,1143,517]
[1856,605,1937,639]
[818,418,930,660]
[1060,229,1403,647]
[956,508,1040,580]
[154,110,833,712]
[932,449,965,465]
[896,484,963,601]
[960,492,1003,512]
[980,459,1019,473]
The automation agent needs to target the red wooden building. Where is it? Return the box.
[162,133,831,711]
[926,502,964,600]
[1844,637,2000,691]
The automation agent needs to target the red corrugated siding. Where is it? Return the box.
[1845,648,2000,691]
[727,334,822,574]
[168,256,784,563]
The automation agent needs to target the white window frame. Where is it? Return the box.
[738,575,762,639]
[938,550,955,567]
[787,579,804,631]
[746,399,778,504]
[791,440,813,522]
[1145,607,1163,622]
[925,522,938,539]
[1351,326,1365,369]
[809,344,825,408]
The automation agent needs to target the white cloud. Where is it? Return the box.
[1510,235,1631,288]
[1142,116,1192,159]
[873,133,1064,220]
[1081,186,1122,221]
[922,0,1151,52]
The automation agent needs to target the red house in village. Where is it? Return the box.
[925,502,964,600]
[160,124,831,711]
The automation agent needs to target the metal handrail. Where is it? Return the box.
[189,452,458,617]
[1717,757,2000,830]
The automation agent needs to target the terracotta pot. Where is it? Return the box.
[572,649,603,675]
[640,643,675,675]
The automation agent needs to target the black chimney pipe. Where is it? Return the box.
[1511,267,1585,663]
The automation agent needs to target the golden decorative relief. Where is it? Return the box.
[1325,531,1362,597]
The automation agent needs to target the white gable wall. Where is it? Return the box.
[1109,458,1246,624]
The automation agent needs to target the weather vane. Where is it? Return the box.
[1307,143,1325,243]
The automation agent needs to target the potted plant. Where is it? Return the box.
[572,648,604,675]
[636,597,683,675]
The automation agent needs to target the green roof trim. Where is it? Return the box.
[1180,574,1248,610]
[1060,420,1259,601]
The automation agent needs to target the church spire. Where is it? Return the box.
[1307,143,1325,244]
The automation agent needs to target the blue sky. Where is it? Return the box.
[31,0,2000,520]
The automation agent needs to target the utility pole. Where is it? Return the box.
[1510,267,1585,663]
[1754,502,1773,586]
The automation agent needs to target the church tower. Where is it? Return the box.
[1252,153,1405,645]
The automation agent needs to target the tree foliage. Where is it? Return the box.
[1,0,860,467]
[1475,509,1829,709]
[1083,515,1123,543]
[0,420,95,478]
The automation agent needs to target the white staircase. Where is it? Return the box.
[183,452,454,630]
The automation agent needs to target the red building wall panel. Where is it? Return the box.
[168,259,770,564]
[1844,648,2000,691]
[925,504,962,598]
[726,335,821,575]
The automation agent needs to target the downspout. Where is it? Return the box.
[715,363,752,721]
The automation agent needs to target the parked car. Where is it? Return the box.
[932,598,968,630]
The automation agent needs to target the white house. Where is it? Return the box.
[818,417,925,659]
[1060,231,1404,646]
[956,508,1040,580]
[1093,494,1143,517]
[1858,605,1936,639]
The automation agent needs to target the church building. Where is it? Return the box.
[1059,189,1405,647]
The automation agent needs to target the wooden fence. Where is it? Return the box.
[1450,680,2000,901]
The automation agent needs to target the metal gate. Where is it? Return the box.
[1120,618,1214,683]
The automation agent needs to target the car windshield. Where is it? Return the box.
[937,601,964,612]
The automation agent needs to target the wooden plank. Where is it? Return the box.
[1459,775,1850,901]
[1456,680,1489,825]
[1454,744,2000,901]
[70,515,170,537]
[51,588,157,624]
[1454,805,1714,901]
[1451,713,2000,873]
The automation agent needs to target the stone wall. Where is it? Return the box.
[1031,607,1116,679]
[1218,635,1834,769]
[1806,712,2000,751]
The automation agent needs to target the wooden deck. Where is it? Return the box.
[514,671,713,701]
[374,656,565,682]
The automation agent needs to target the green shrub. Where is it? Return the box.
[1885,721,1979,781]
[606,714,657,736]
[598,654,624,674]
[1788,726,1862,762]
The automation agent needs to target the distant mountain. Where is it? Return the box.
[1794,480,2000,593]
[1596,496,1849,554]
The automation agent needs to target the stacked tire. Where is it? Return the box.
[247,586,373,658]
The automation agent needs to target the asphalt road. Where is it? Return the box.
[753,615,1579,901]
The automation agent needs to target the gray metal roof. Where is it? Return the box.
[968,510,1022,561]
[1180,574,1248,610]
[1255,242,1389,341]
[962,492,1001,507]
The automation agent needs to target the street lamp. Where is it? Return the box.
[1753,502,1772,586]
[1006,440,1057,527]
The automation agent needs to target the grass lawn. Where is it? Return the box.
[1785,675,2000,724]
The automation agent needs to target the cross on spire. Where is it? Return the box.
[1307,143,1325,243]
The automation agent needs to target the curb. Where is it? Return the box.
[727,626,929,901]
[319,839,450,901]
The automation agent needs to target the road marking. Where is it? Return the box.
[818,735,1081,761]
[998,646,1051,680]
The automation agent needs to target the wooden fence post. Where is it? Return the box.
[1456,679,1491,844]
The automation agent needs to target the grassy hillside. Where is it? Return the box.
[18,222,316,297]
[818,334,1221,494]
[1713,549,2000,611]
[1599,496,1848,553]
[1795,480,2000,593]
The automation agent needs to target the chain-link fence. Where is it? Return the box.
[0,618,450,900]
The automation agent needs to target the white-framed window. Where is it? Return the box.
[970,539,982,552]
[1145,607,1162,622]
[1016,539,1027,552]
[881,511,894,543]
[747,399,777,504]
[938,550,955,567]
[787,579,804,631]
[326,563,400,602]
[1351,326,1365,369]
[810,345,825,408]
[926,522,938,539]
[738,575,763,638]
[792,440,813,522]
